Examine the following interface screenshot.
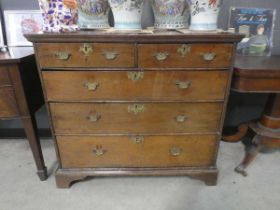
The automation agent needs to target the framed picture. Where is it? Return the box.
[0,15,4,47]
[4,10,43,47]
[229,7,276,56]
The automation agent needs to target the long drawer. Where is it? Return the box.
[43,70,229,102]
[57,135,217,168]
[0,67,11,87]
[138,44,233,68]
[51,102,222,134]
[0,87,18,118]
[37,43,135,68]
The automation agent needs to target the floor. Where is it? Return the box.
[0,139,279,210]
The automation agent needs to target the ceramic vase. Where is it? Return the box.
[38,0,79,32]
[108,0,144,30]
[77,0,110,29]
[152,0,189,29]
[188,0,222,31]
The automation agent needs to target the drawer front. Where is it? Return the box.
[138,44,233,68]
[37,43,135,68]
[51,102,222,134]
[57,135,217,168]
[0,67,11,87]
[43,70,229,102]
[0,88,18,118]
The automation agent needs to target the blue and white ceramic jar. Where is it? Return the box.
[108,0,144,30]
[188,0,222,30]
[152,0,189,29]
[38,0,79,32]
[77,0,110,29]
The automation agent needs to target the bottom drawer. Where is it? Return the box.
[57,135,218,168]
[0,87,18,118]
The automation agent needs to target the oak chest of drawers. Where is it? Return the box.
[26,31,243,188]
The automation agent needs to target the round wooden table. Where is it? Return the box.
[223,55,280,176]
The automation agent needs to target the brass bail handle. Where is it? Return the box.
[174,80,192,89]
[103,51,119,60]
[170,147,183,156]
[87,112,101,122]
[130,136,145,144]
[54,51,71,60]
[201,52,216,61]
[175,115,187,123]
[154,52,169,61]
[128,104,146,115]
[84,81,99,91]
[93,145,106,156]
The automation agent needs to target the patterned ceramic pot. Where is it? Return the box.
[77,0,110,29]
[38,0,79,32]
[188,0,222,30]
[108,0,144,29]
[152,0,189,29]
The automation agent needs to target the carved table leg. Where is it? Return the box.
[231,94,280,176]
[21,114,47,181]
[235,135,263,176]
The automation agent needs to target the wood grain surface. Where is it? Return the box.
[51,102,223,134]
[57,135,217,168]
[42,70,229,102]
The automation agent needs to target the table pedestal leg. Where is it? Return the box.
[223,93,280,176]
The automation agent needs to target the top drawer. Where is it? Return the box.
[138,44,233,69]
[36,43,135,68]
[0,66,11,87]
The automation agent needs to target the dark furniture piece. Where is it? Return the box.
[223,55,280,176]
[0,47,47,180]
[26,31,243,188]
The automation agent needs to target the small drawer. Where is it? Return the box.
[51,102,222,135]
[57,135,217,168]
[138,44,233,68]
[43,70,229,102]
[0,87,18,118]
[0,67,11,87]
[36,43,135,68]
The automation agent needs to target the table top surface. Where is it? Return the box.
[233,55,280,93]
[234,55,280,78]
[0,47,34,64]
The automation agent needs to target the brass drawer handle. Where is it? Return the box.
[84,81,99,91]
[177,44,191,57]
[127,72,144,82]
[54,51,71,60]
[154,52,169,61]
[170,147,183,156]
[128,104,145,115]
[175,115,187,123]
[87,113,101,122]
[201,53,216,61]
[93,145,106,156]
[130,136,144,144]
[103,51,119,60]
[174,80,192,89]
[80,43,93,57]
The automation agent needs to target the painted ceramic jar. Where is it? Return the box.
[77,0,110,29]
[188,0,222,30]
[38,0,79,32]
[108,0,144,30]
[152,0,189,29]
